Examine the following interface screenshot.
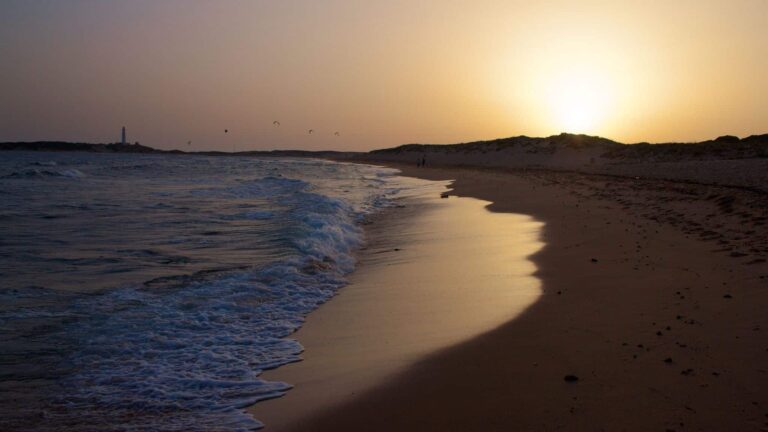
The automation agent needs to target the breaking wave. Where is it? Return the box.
[0,154,411,431]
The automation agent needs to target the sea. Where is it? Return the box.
[0,151,428,431]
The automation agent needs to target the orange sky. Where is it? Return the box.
[1,0,766,151]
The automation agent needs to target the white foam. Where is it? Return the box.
[28,169,399,430]
[4,167,85,179]
[0,158,433,431]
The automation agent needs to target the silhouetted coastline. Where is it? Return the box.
[4,132,767,161]
[372,132,768,161]
[0,141,360,159]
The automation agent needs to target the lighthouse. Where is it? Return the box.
[121,126,126,145]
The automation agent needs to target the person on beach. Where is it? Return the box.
[421,155,427,167]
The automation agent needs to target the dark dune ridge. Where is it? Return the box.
[360,133,768,194]
[373,132,768,161]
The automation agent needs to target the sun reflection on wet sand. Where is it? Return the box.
[252,180,544,429]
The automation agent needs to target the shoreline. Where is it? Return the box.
[250,173,545,429]
[254,162,768,431]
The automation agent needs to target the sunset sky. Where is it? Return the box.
[1,0,766,151]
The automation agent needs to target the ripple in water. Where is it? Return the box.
[0,152,426,431]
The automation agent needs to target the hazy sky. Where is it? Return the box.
[1,0,766,151]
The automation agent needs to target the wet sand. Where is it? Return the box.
[251,177,545,429]
[255,164,768,431]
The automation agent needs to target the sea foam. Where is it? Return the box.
[0,154,412,431]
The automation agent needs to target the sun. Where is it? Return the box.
[546,68,614,134]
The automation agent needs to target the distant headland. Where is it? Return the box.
[0,141,358,159]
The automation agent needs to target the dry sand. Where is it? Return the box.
[255,163,768,431]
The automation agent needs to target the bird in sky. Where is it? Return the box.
[273,121,280,127]
[308,129,314,134]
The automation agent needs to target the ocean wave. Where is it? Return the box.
[221,210,276,221]
[0,156,420,431]
[2,168,85,179]
[192,176,309,199]
[1,180,370,431]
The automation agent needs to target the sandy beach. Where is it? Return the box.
[254,162,768,431]
[251,176,545,428]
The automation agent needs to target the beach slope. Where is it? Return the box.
[277,163,768,431]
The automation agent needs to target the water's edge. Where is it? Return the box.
[0,154,441,431]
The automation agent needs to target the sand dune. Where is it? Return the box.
[362,132,768,192]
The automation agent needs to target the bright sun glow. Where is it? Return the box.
[545,68,615,134]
